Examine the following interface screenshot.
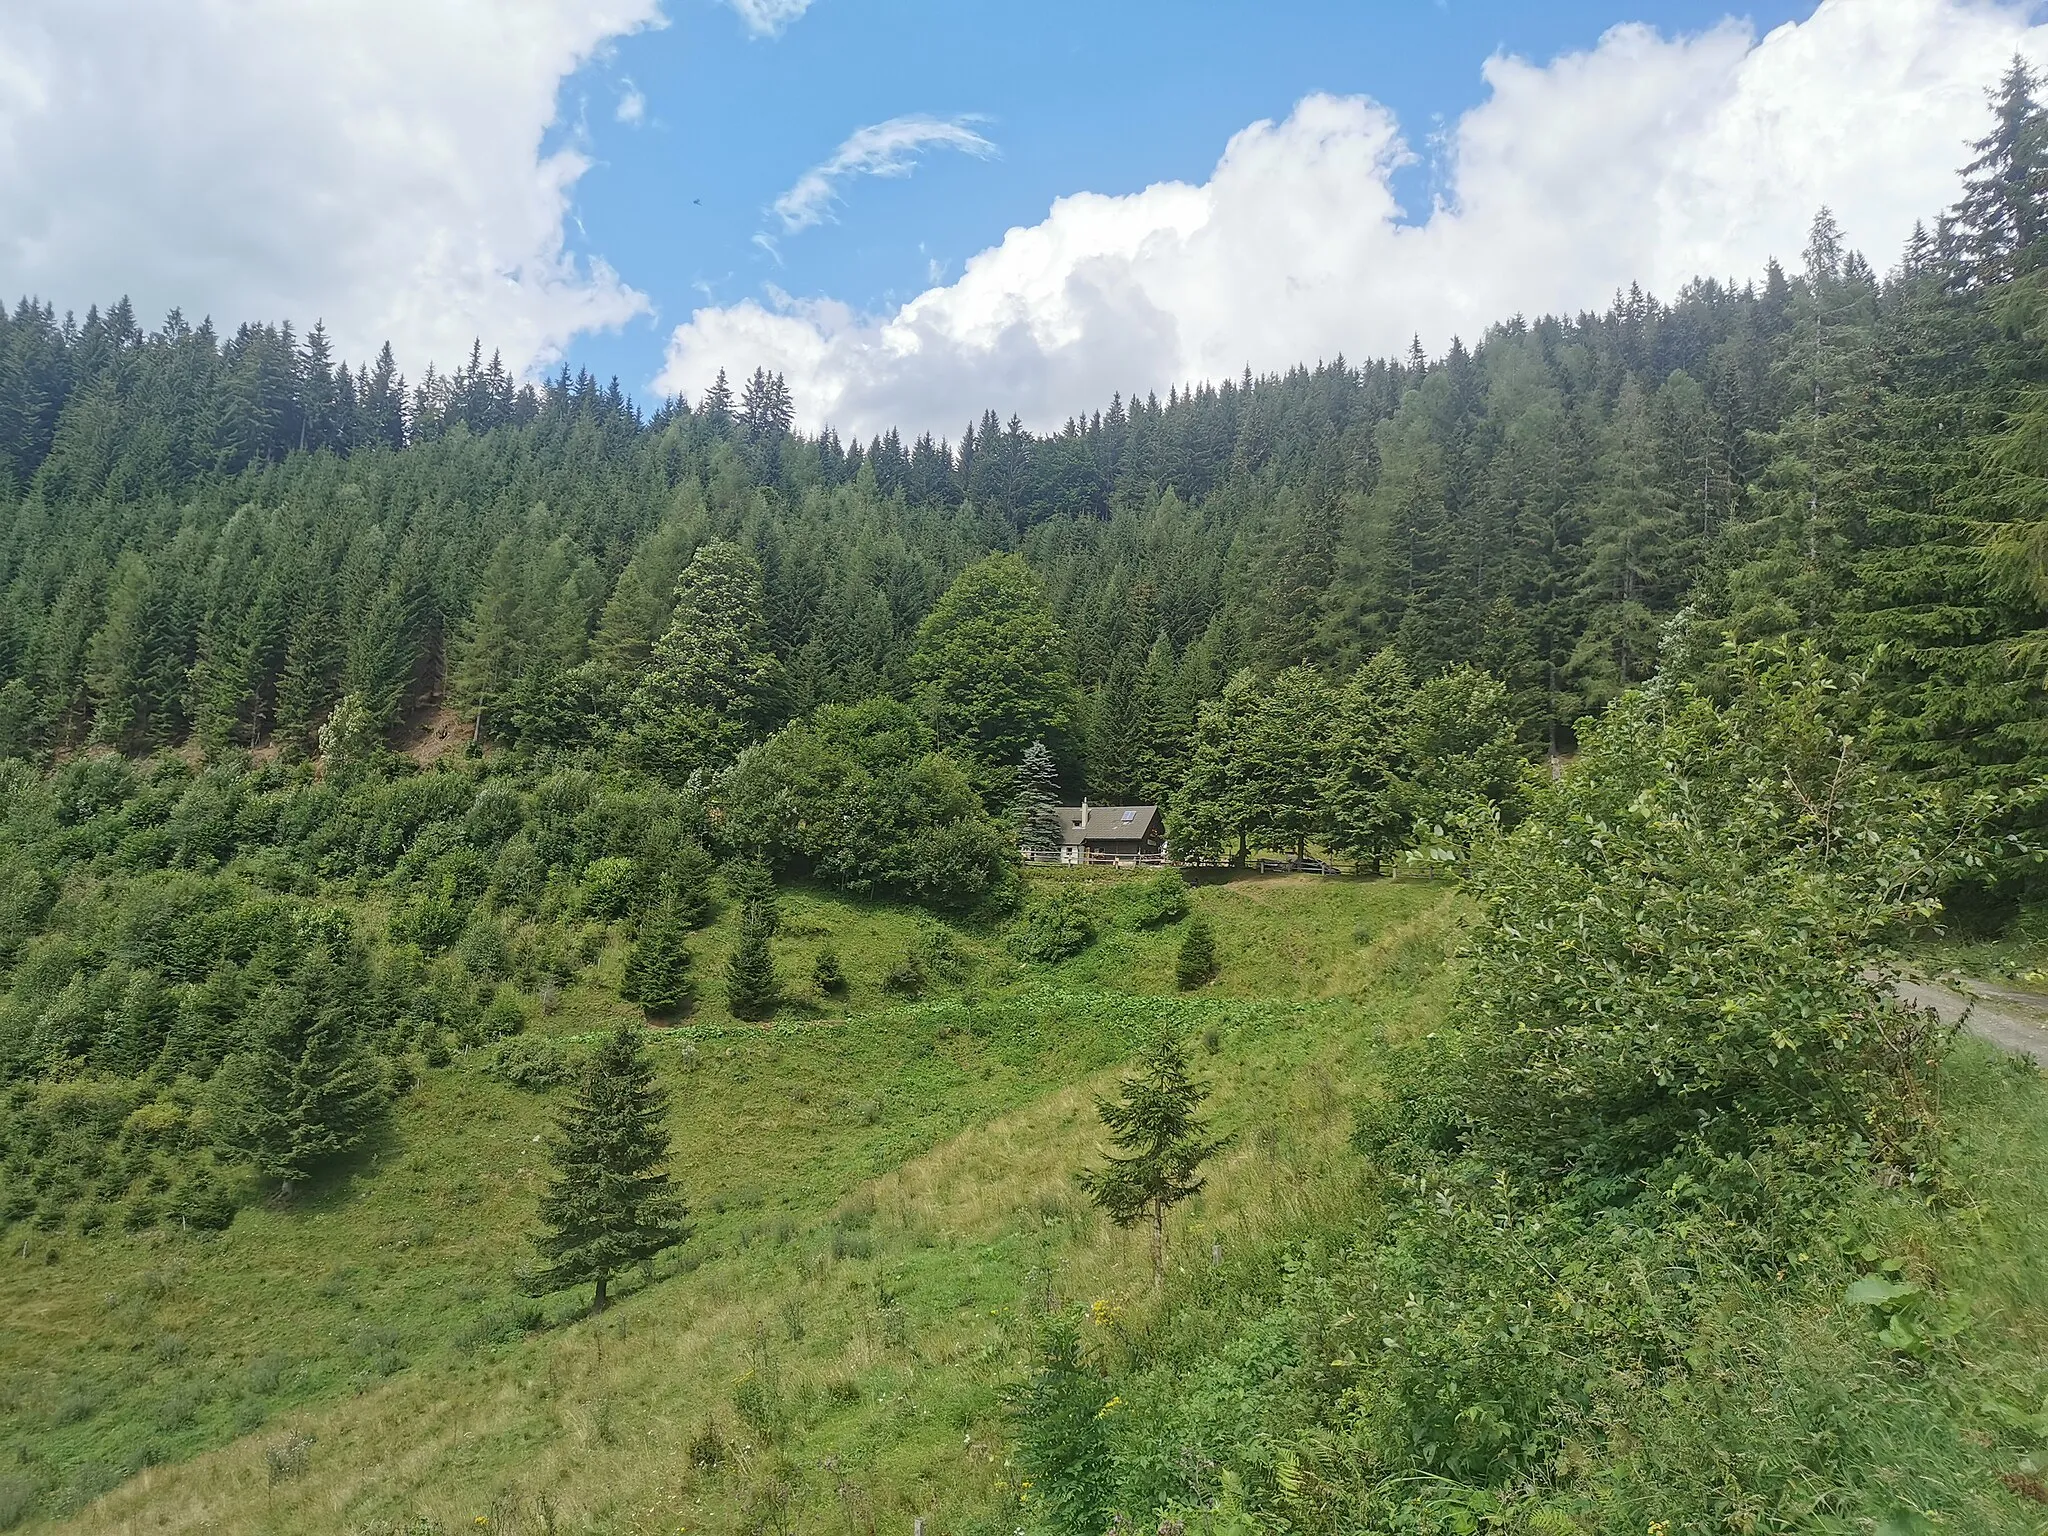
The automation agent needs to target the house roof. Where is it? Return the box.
[1057,804,1162,845]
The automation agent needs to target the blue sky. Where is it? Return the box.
[555,0,1811,398]
[5,0,2040,438]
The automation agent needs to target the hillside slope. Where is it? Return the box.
[5,874,1455,1533]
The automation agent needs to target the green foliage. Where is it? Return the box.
[716,699,1019,914]
[580,856,638,920]
[623,541,778,782]
[1130,870,1190,929]
[912,554,1078,778]
[533,1022,688,1311]
[1009,885,1099,963]
[1454,650,1975,1187]
[1016,738,1064,852]
[209,933,388,1194]
[811,946,846,996]
[1007,1318,1116,1536]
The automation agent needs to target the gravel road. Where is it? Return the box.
[1894,976,2048,1065]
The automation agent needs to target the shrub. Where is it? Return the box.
[477,989,526,1042]
[481,1036,576,1092]
[264,1432,313,1486]
[1009,886,1098,963]
[580,857,638,920]
[1175,913,1217,990]
[1131,869,1191,928]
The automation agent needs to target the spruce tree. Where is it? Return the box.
[1015,738,1064,853]
[222,945,388,1196]
[724,900,779,1019]
[622,901,696,1016]
[534,1021,688,1312]
[1077,1031,1227,1281]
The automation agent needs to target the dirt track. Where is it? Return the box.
[1894,976,2048,1065]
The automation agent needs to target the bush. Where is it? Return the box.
[580,857,638,920]
[1009,886,1098,963]
[481,1036,576,1092]
[1131,869,1191,928]
[478,989,525,1042]
[1175,912,1217,989]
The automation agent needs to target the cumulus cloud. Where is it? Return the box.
[657,0,2048,439]
[726,0,816,39]
[772,116,999,235]
[0,0,662,377]
[617,83,648,125]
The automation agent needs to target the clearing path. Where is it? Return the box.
[1896,975,2048,1065]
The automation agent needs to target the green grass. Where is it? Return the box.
[0,871,1451,1532]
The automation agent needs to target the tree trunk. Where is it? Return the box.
[592,1271,608,1314]
[1150,1204,1165,1288]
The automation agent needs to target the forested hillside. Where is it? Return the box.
[6,51,2048,1536]
[4,69,2044,832]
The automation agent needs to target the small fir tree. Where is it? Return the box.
[1077,1032,1227,1282]
[1015,738,1064,853]
[1175,912,1218,990]
[534,1022,688,1312]
[812,946,847,996]
[725,900,780,1019]
[724,859,780,934]
[622,901,696,1015]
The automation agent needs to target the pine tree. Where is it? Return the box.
[812,946,846,996]
[1166,669,1259,865]
[724,899,779,1019]
[1015,738,1064,853]
[534,1022,689,1312]
[622,901,696,1016]
[1077,1031,1226,1281]
[1237,664,1332,860]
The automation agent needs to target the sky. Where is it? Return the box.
[3,0,2045,440]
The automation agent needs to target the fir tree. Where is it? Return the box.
[1015,738,1064,853]
[624,540,778,781]
[1077,1031,1227,1281]
[219,942,388,1196]
[725,899,779,1019]
[622,901,696,1016]
[534,1021,688,1313]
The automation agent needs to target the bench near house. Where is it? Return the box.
[1042,801,1167,865]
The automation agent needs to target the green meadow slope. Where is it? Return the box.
[5,873,1456,1533]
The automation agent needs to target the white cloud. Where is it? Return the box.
[0,0,663,377]
[726,0,815,39]
[617,82,648,124]
[657,0,2048,439]
[772,116,998,235]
